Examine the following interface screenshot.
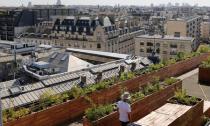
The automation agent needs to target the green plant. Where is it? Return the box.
[119,72,135,81]
[7,108,16,121]
[84,96,96,107]
[3,108,31,122]
[127,72,135,79]
[95,81,109,90]
[61,92,69,102]
[83,79,116,94]
[173,90,199,105]
[3,115,7,123]
[85,104,114,121]
[119,72,127,81]
[12,108,30,119]
[163,58,176,66]
[191,52,200,57]
[197,45,210,53]
[39,90,62,108]
[200,56,210,68]
[148,63,164,71]
[142,83,161,95]
[202,116,210,126]
[70,86,84,98]
[164,77,178,85]
[174,89,187,101]
[153,83,162,91]
[151,77,160,85]
[131,92,145,102]
[175,52,186,61]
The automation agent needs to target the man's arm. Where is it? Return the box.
[127,104,132,122]
[128,112,132,122]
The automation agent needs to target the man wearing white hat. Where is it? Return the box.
[117,92,132,126]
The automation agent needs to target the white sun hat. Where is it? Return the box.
[121,92,131,100]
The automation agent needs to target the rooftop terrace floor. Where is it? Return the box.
[178,68,210,101]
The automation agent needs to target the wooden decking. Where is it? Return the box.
[133,103,191,126]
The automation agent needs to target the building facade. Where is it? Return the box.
[135,34,195,60]
[0,10,37,41]
[166,16,202,46]
[16,16,145,55]
[30,6,78,22]
[0,55,23,81]
[200,22,210,41]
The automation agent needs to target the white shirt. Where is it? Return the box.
[117,100,131,122]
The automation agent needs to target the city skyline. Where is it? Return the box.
[0,0,209,7]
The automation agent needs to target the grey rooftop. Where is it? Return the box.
[66,48,130,59]
[0,54,152,110]
[136,34,194,41]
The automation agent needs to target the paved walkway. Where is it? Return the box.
[178,68,210,100]
[178,68,199,81]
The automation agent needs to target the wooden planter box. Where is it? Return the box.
[123,52,210,93]
[199,67,210,84]
[83,81,182,126]
[167,98,204,126]
[133,98,204,126]
[4,52,209,126]
[4,97,91,126]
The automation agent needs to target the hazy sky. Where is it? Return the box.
[0,0,210,7]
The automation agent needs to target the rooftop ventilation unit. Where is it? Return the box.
[9,86,22,95]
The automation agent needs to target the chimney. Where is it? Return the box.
[95,71,102,83]
[119,65,125,77]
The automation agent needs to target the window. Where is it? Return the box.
[147,42,153,46]
[170,44,177,48]
[140,42,144,45]
[146,48,153,53]
[170,51,177,55]
[97,43,101,49]
[156,48,160,54]
[180,44,185,49]
[82,43,86,48]
[174,32,180,37]
[163,44,168,48]
[83,35,86,40]
[140,49,144,52]
[156,43,160,47]
[163,51,167,54]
